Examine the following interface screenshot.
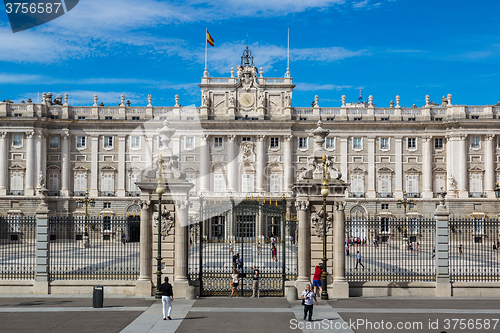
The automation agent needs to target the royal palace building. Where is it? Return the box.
[1,47,500,221]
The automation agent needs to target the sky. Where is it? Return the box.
[0,0,500,108]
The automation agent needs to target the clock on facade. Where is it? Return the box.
[238,92,255,107]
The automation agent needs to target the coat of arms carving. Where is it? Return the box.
[238,142,255,163]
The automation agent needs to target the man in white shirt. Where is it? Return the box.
[301,284,318,321]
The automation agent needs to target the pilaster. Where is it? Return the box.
[367,137,376,198]
[283,135,293,192]
[484,134,495,198]
[25,130,35,196]
[117,135,126,197]
[0,132,8,195]
[458,135,468,198]
[90,135,99,197]
[422,135,433,198]
[226,135,237,192]
[61,129,70,196]
[199,135,210,192]
[256,135,266,192]
[332,202,349,298]
[136,199,153,296]
[394,137,403,198]
[295,198,311,293]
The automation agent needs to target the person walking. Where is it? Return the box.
[236,254,243,272]
[159,277,173,320]
[232,253,238,269]
[301,284,318,322]
[257,242,261,255]
[432,246,435,258]
[312,263,323,296]
[230,269,240,297]
[229,242,233,254]
[355,251,364,269]
[459,244,463,257]
[251,266,259,298]
[345,243,350,256]
[271,244,277,262]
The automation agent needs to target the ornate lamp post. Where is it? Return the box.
[397,190,414,239]
[155,154,165,300]
[320,154,330,300]
[77,189,95,248]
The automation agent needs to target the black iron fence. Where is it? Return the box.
[345,216,436,282]
[0,214,36,279]
[48,214,140,280]
[449,217,500,282]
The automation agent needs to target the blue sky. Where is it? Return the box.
[0,0,499,107]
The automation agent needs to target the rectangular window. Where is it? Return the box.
[242,137,251,142]
[50,136,59,148]
[270,137,279,149]
[103,216,111,231]
[353,137,362,150]
[407,175,418,193]
[379,174,391,193]
[299,137,308,149]
[78,116,85,120]
[74,173,87,192]
[185,137,194,149]
[351,174,364,194]
[48,173,59,192]
[270,174,280,193]
[103,202,111,209]
[214,137,223,148]
[104,136,113,148]
[380,217,390,233]
[11,171,23,191]
[381,203,389,210]
[130,136,140,149]
[13,134,22,147]
[242,174,254,193]
[434,138,443,150]
[132,116,140,120]
[101,173,114,192]
[325,137,335,149]
[407,138,416,149]
[434,174,446,193]
[471,136,480,149]
[129,173,140,192]
[105,116,113,120]
[76,136,86,148]
[470,174,482,193]
[214,174,225,192]
[380,138,389,150]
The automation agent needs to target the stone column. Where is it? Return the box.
[35,130,42,186]
[395,137,403,197]
[61,129,70,196]
[367,137,376,198]
[227,135,237,192]
[25,130,35,196]
[90,135,99,197]
[295,198,310,293]
[484,134,495,198]
[117,135,126,197]
[458,135,468,198]
[199,135,210,192]
[434,193,451,296]
[340,137,348,182]
[446,135,456,198]
[283,135,293,192]
[0,132,8,195]
[136,200,152,296]
[34,201,50,294]
[145,135,153,170]
[332,202,349,298]
[41,131,47,185]
[256,135,266,192]
[174,199,191,298]
[422,136,433,198]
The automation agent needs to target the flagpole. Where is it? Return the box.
[286,28,290,77]
[204,28,208,76]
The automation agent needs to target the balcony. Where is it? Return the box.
[100,191,116,197]
[73,191,86,197]
[48,191,60,197]
[406,192,420,198]
[9,190,24,196]
[469,192,485,198]
[127,191,140,197]
[350,192,365,198]
[378,192,393,198]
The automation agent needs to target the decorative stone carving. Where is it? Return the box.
[202,92,209,107]
[148,94,152,107]
[0,132,7,139]
[284,134,293,142]
[298,157,316,180]
[25,131,34,139]
[239,142,255,163]
[396,95,400,107]
[61,129,70,138]
[310,120,329,151]
[121,94,126,106]
[285,92,292,107]
[448,177,457,191]
[237,64,259,92]
[311,207,332,237]
[175,94,180,107]
[93,94,98,106]
[229,93,235,107]
[258,91,265,107]
[154,206,174,239]
[140,200,150,210]
[341,95,346,107]
[227,134,236,142]
[175,200,188,211]
[37,170,45,188]
[295,200,309,211]
[335,201,346,211]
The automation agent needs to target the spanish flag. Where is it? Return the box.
[207,30,215,47]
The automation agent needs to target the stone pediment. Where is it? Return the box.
[101,165,116,172]
[352,167,366,174]
[468,166,484,173]
[183,166,199,173]
[47,165,61,171]
[433,167,446,172]
[9,164,25,170]
[405,167,420,174]
[378,167,393,174]
[73,165,89,172]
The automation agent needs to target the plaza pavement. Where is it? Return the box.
[1,294,500,332]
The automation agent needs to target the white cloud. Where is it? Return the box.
[295,83,352,91]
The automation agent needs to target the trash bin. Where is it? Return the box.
[93,286,104,308]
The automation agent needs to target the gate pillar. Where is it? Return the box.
[34,195,50,294]
[136,199,152,296]
[435,192,451,297]
[174,199,189,286]
[295,197,311,294]
[331,202,349,298]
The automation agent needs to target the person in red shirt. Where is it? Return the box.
[312,263,323,296]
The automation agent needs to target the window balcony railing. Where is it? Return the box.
[48,191,60,196]
[350,192,365,198]
[9,190,24,196]
[378,192,393,198]
[127,191,140,197]
[73,191,86,197]
[469,192,485,198]
[100,191,116,197]
[406,192,420,198]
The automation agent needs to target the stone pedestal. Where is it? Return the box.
[435,193,451,297]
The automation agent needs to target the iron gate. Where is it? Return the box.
[188,198,297,296]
